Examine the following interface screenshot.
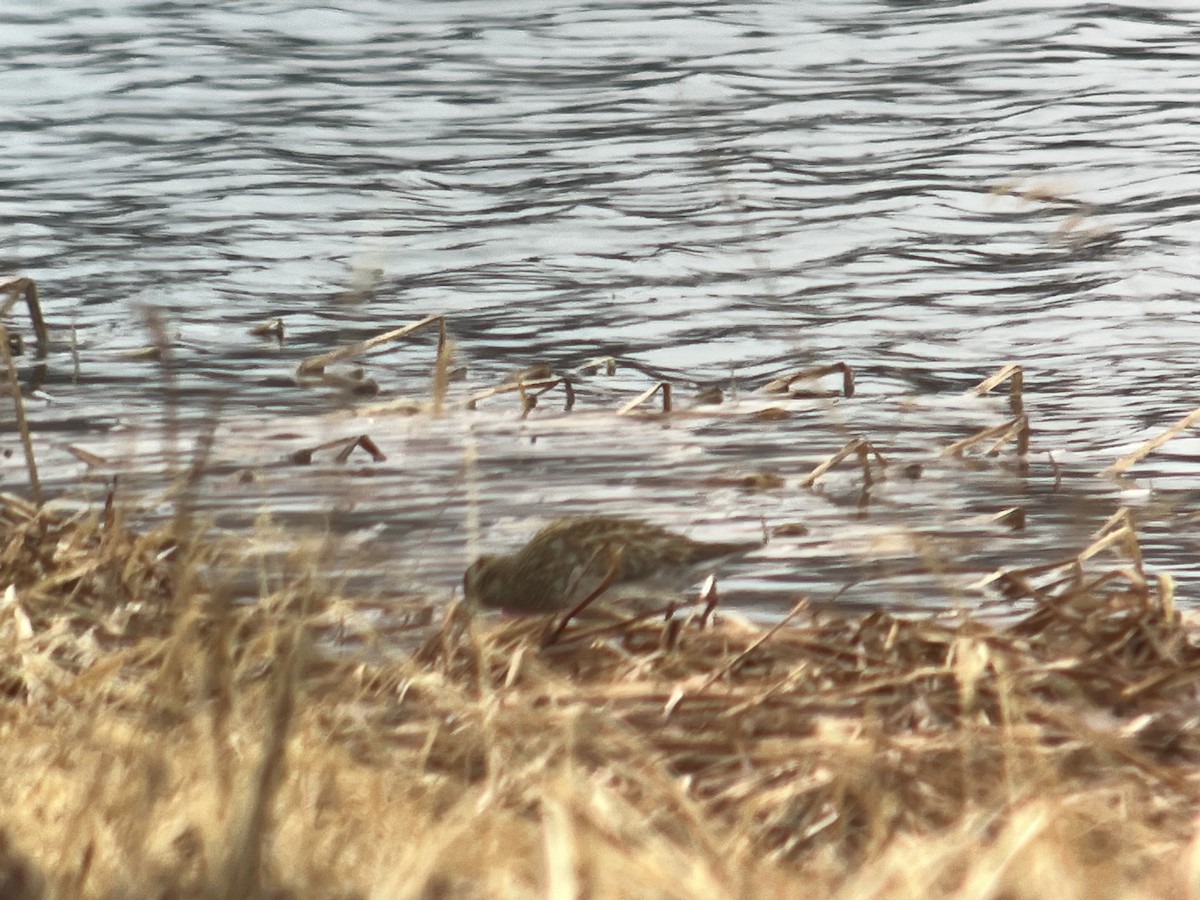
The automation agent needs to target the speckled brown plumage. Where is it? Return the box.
[463,516,761,613]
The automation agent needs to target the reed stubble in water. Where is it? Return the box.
[463,516,762,613]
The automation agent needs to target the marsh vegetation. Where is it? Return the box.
[4,286,1200,898]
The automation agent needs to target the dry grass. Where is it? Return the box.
[1,491,1199,899]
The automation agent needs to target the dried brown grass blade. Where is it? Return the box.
[430,336,454,416]
[467,375,574,413]
[1077,510,1143,575]
[545,547,624,645]
[801,438,885,487]
[0,322,42,506]
[0,275,49,356]
[971,363,1024,414]
[138,305,180,480]
[983,415,1030,456]
[65,444,107,467]
[297,314,445,376]
[616,381,673,415]
[762,362,855,398]
[578,356,616,375]
[943,416,1028,458]
[686,598,809,700]
[288,434,385,465]
[1104,406,1200,476]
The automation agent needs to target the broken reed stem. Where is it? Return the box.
[1084,509,1144,574]
[993,507,1026,530]
[1074,566,1145,600]
[297,314,446,376]
[548,376,575,410]
[801,438,885,487]
[980,507,1146,598]
[0,275,49,357]
[467,376,574,413]
[617,382,673,415]
[70,322,80,384]
[983,416,1030,457]
[762,362,855,398]
[430,336,454,416]
[971,363,1024,415]
[578,356,616,376]
[1155,572,1176,620]
[943,416,1028,458]
[855,442,873,487]
[0,323,42,507]
[687,598,809,699]
[541,604,678,654]
[1105,405,1200,476]
[287,434,386,466]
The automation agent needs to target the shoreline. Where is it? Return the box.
[0,490,1195,897]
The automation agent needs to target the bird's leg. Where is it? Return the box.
[546,544,623,644]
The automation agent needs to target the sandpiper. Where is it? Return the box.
[463,515,761,614]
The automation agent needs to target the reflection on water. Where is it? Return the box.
[4,1,1200,615]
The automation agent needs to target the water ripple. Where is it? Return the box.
[4,0,1200,612]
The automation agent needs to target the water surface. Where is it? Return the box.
[4,1,1200,616]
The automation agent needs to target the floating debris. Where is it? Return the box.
[64,445,107,468]
[114,345,167,362]
[501,362,554,385]
[354,397,428,417]
[993,506,1027,531]
[336,261,385,305]
[991,180,1115,249]
[578,356,617,376]
[703,471,787,492]
[250,317,285,342]
[751,406,790,421]
[771,521,811,537]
